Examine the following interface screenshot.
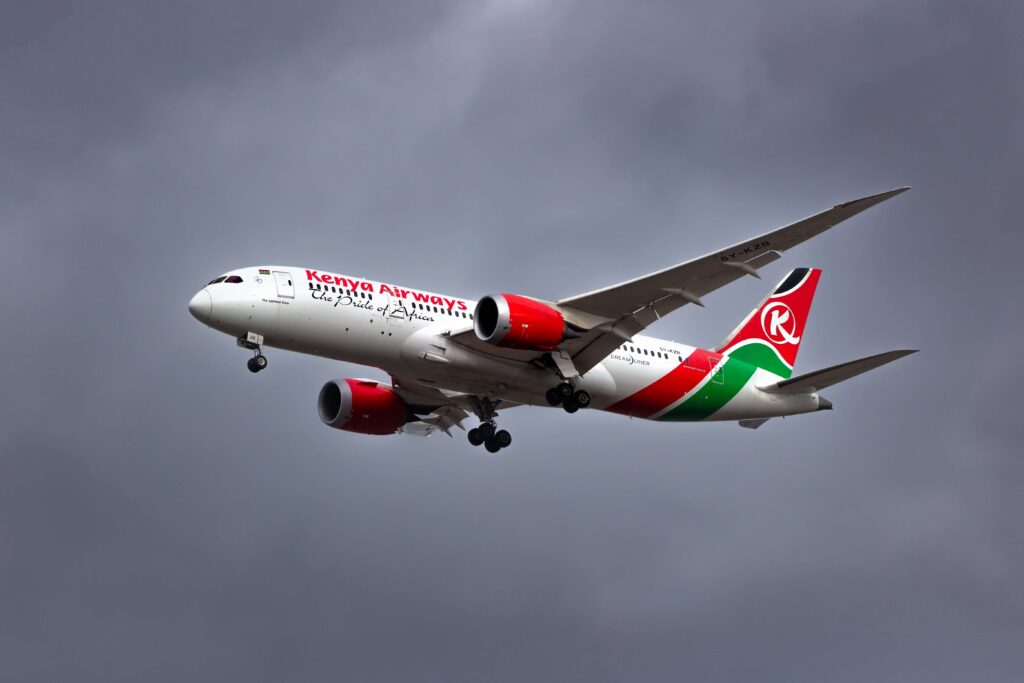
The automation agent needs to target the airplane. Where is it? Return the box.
[188,187,915,452]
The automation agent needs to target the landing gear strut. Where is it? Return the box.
[238,332,268,373]
[545,382,589,413]
[466,397,512,452]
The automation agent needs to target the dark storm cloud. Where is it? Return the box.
[2,1,1023,681]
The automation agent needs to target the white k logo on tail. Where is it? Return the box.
[761,302,801,345]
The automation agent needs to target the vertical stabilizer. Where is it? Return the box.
[715,268,821,378]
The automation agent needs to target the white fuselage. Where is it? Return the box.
[189,266,821,421]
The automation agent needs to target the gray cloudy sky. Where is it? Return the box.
[2,1,1023,680]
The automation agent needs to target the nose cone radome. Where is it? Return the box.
[189,288,212,324]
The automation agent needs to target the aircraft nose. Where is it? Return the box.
[189,288,212,324]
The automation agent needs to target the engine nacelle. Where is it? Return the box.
[474,293,568,350]
[317,379,408,435]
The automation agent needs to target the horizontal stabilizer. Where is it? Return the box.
[760,349,917,395]
[739,418,770,429]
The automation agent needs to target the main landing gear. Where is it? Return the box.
[467,421,512,453]
[467,396,512,453]
[238,332,268,374]
[545,382,590,413]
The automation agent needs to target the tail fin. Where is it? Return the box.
[715,267,822,379]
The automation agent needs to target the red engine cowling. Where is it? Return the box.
[474,293,568,350]
[318,379,407,435]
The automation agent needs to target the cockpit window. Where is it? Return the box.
[224,275,243,283]
[208,276,226,285]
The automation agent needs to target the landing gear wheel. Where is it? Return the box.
[572,389,590,408]
[563,399,580,414]
[479,422,496,440]
[556,383,574,400]
[254,354,268,370]
[247,358,260,373]
[545,387,564,406]
[468,428,484,446]
[495,429,512,448]
[484,439,502,453]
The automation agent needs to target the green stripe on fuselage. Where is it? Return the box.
[659,355,758,422]
[724,341,792,379]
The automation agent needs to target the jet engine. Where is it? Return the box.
[317,379,408,435]
[473,294,572,351]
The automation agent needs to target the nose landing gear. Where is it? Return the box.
[246,353,268,373]
[545,382,590,413]
[238,332,268,373]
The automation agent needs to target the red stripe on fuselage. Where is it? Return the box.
[607,348,720,418]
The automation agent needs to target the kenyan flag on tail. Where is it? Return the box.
[714,267,821,379]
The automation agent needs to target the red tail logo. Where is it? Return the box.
[761,301,801,345]
[716,267,821,370]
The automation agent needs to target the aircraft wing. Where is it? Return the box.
[559,187,909,374]
[447,187,909,376]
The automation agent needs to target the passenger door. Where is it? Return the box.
[273,271,294,299]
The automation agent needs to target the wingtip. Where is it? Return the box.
[884,349,919,362]
[836,186,911,209]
